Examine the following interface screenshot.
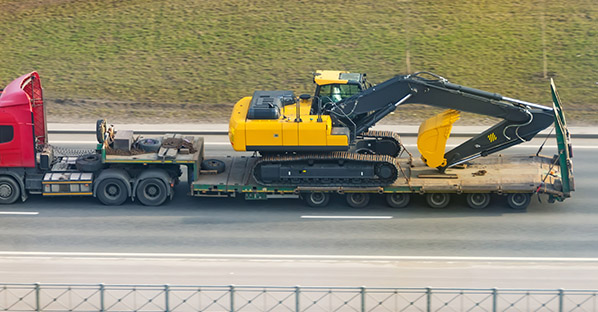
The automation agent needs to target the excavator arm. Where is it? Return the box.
[325,72,554,171]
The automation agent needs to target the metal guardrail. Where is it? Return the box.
[0,284,597,312]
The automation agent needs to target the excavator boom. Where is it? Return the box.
[326,72,554,171]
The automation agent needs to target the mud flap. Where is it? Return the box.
[417,109,460,168]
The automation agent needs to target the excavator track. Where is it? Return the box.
[353,130,402,157]
[253,152,399,187]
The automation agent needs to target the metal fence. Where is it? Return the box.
[0,284,597,312]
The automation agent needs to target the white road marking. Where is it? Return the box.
[301,216,393,219]
[1,251,598,263]
[0,211,39,215]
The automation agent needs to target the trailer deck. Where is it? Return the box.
[191,153,565,198]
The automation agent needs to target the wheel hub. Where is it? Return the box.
[0,184,12,198]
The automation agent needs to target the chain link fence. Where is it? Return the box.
[0,284,597,312]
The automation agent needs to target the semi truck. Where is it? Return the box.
[0,71,573,209]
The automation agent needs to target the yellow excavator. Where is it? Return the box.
[229,71,555,186]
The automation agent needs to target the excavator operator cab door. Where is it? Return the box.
[312,83,363,115]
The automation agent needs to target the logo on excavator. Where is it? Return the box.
[488,133,498,143]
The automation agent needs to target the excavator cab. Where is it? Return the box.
[311,70,370,114]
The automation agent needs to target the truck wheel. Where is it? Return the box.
[506,193,531,210]
[466,193,491,209]
[201,159,226,173]
[386,193,410,208]
[97,178,128,206]
[304,192,330,207]
[346,193,370,208]
[76,154,103,172]
[0,176,20,204]
[136,178,168,206]
[426,193,450,208]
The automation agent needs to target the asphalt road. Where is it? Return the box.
[0,133,596,288]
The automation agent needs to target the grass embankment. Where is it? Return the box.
[0,0,596,124]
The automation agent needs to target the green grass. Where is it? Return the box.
[0,0,597,124]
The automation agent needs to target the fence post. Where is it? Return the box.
[295,286,301,312]
[426,287,431,312]
[492,288,497,312]
[100,284,105,312]
[230,285,235,312]
[360,287,366,312]
[34,283,40,312]
[558,289,564,312]
[165,284,170,312]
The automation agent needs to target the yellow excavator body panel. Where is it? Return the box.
[417,109,461,168]
[229,96,349,152]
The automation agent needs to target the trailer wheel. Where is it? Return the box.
[466,193,491,209]
[304,192,330,208]
[76,153,103,172]
[346,193,370,208]
[386,193,410,208]
[136,178,168,206]
[0,176,20,205]
[201,159,226,174]
[426,193,450,208]
[97,178,128,206]
[506,193,531,210]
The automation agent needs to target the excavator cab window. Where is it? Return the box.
[318,84,362,103]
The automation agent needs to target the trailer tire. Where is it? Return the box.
[97,178,128,206]
[201,159,225,173]
[346,193,370,208]
[507,193,531,210]
[386,193,410,208]
[0,176,20,205]
[466,193,491,209]
[304,192,330,208]
[426,193,450,209]
[76,154,103,172]
[136,178,168,206]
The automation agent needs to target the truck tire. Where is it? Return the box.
[138,138,162,153]
[201,159,225,173]
[466,193,491,209]
[96,119,106,144]
[346,193,370,208]
[304,192,330,208]
[136,178,168,206]
[0,176,20,205]
[507,193,531,210]
[426,193,450,208]
[76,154,103,172]
[97,178,128,206]
[386,193,410,208]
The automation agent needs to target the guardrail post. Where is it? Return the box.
[165,284,170,312]
[34,283,40,312]
[426,287,431,312]
[558,289,564,312]
[360,286,366,312]
[492,288,497,312]
[230,285,235,312]
[295,286,300,312]
[100,284,105,312]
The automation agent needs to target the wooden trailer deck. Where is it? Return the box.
[191,153,564,197]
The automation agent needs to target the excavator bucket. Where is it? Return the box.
[417,109,461,168]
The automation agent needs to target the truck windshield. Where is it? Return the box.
[318,84,362,103]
